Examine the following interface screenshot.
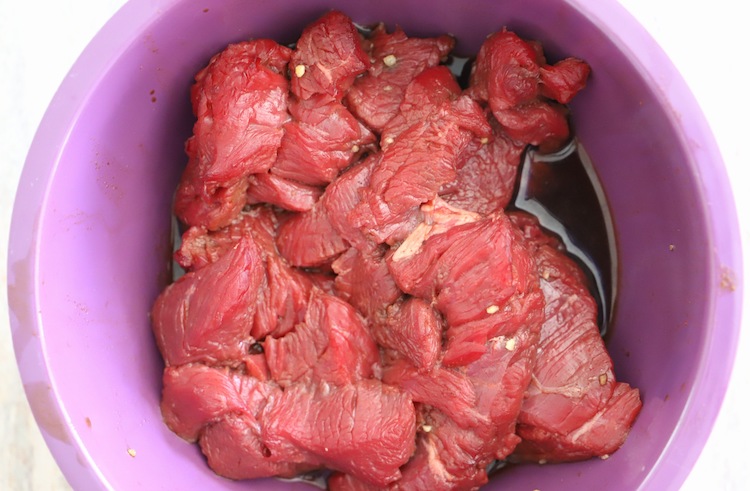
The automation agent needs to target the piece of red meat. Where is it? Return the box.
[439,115,526,215]
[507,212,642,462]
[272,95,375,186]
[347,24,455,132]
[274,154,380,269]
[289,11,370,100]
[389,210,544,366]
[246,171,322,212]
[160,363,276,442]
[351,125,478,244]
[275,203,348,268]
[174,40,291,230]
[540,57,591,104]
[322,155,378,249]
[381,357,484,430]
[375,298,442,372]
[151,236,263,367]
[263,289,379,387]
[262,380,416,487]
[331,242,403,325]
[200,413,316,480]
[173,207,319,341]
[468,29,590,152]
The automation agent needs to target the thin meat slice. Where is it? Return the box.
[174,40,291,230]
[347,24,455,132]
[152,236,263,367]
[290,10,370,100]
[509,212,642,462]
[272,95,375,186]
[246,171,322,212]
[263,380,417,487]
[263,289,379,387]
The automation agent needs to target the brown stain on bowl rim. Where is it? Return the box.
[23,382,71,444]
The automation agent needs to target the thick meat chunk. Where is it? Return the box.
[272,95,375,186]
[375,298,442,372]
[469,30,590,152]
[200,413,315,480]
[160,364,276,442]
[347,25,455,132]
[263,381,417,486]
[290,11,370,100]
[350,69,491,244]
[172,207,319,340]
[331,243,402,325]
[275,155,380,268]
[276,204,348,268]
[246,172,322,212]
[152,236,263,366]
[508,212,642,462]
[263,290,379,387]
[390,211,544,366]
[174,40,291,230]
[439,116,526,215]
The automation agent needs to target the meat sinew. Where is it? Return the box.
[155,11,640,491]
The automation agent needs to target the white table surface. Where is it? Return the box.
[1,1,747,489]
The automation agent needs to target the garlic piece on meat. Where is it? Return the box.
[294,64,306,77]
[383,54,397,67]
[505,337,516,351]
[486,305,500,314]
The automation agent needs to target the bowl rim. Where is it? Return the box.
[7,0,743,489]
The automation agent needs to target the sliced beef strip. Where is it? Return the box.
[347,24,455,132]
[160,363,277,442]
[271,94,375,186]
[262,289,379,387]
[508,212,642,462]
[246,171,323,212]
[174,40,292,230]
[350,68,491,245]
[152,235,264,367]
[173,207,318,340]
[262,380,417,487]
[289,10,371,100]
[389,209,543,367]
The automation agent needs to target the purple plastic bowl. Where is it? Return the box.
[7,0,742,489]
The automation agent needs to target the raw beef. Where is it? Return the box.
[263,381,417,486]
[509,212,642,462]
[263,289,379,387]
[289,11,370,100]
[347,24,455,132]
[350,67,491,244]
[468,29,589,152]
[174,40,291,230]
[152,236,263,367]
[156,14,639,491]
[271,94,375,186]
